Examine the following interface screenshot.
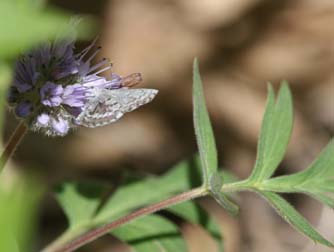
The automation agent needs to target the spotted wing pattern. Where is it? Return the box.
[76,88,158,128]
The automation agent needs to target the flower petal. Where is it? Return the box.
[40,82,63,107]
[15,101,32,118]
[37,113,50,126]
[51,117,69,135]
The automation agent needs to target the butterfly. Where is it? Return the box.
[75,73,158,128]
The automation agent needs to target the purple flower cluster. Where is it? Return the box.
[8,38,126,136]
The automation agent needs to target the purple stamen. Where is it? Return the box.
[90,64,112,76]
[77,36,99,61]
[87,58,110,74]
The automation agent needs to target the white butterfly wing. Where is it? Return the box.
[76,88,158,128]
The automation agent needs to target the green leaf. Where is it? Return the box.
[95,156,235,225]
[94,157,204,224]
[248,82,293,182]
[263,141,334,189]
[54,158,236,250]
[0,232,19,252]
[55,155,236,229]
[193,58,218,187]
[54,181,105,230]
[0,175,43,251]
[112,215,186,252]
[0,2,94,58]
[0,189,20,252]
[94,175,184,224]
[262,141,334,208]
[260,191,333,248]
[0,62,12,137]
[16,0,47,9]
[0,2,66,58]
[54,158,202,229]
[167,201,223,251]
[209,173,239,216]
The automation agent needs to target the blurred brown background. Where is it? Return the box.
[4,0,334,251]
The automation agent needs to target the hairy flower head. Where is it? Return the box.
[8,36,128,136]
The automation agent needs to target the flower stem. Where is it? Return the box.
[41,187,207,252]
[0,121,27,172]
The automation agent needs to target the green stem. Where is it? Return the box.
[41,187,207,252]
[0,121,27,173]
[221,180,254,192]
[40,229,87,252]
